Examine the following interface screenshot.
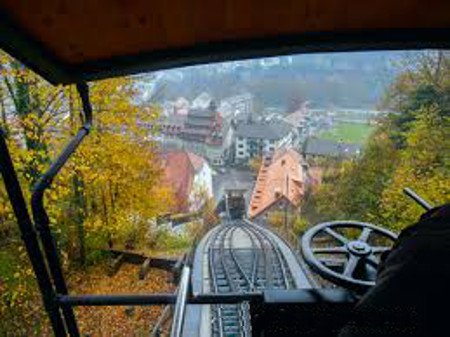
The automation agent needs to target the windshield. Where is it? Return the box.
[0,50,449,336]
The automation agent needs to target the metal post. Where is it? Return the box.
[170,266,190,337]
[0,129,68,336]
[31,82,93,337]
[284,174,289,236]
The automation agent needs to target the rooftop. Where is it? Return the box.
[191,92,213,110]
[248,149,306,219]
[189,108,216,118]
[304,138,362,157]
[235,122,292,140]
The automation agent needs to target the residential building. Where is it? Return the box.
[162,150,213,212]
[248,149,307,220]
[219,93,254,122]
[303,138,362,160]
[180,100,232,165]
[234,122,293,163]
[180,102,222,144]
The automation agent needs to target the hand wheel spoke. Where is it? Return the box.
[358,228,372,242]
[312,246,347,254]
[324,228,349,244]
[372,246,391,254]
[319,258,347,267]
[364,254,379,268]
[303,220,397,289]
[343,255,360,277]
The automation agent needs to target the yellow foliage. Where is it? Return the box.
[0,51,177,334]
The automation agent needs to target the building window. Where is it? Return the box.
[238,143,244,148]
[238,151,244,156]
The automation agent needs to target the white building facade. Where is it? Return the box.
[234,122,294,163]
[189,158,214,210]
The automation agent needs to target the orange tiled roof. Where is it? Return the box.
[248,149,305,219]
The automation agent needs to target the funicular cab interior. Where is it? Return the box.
[0,1,449,337]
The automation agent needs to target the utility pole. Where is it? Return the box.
[284,174,289,237]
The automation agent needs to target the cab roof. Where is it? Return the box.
[1,0,450,84]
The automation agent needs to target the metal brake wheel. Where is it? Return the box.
[302,221,397,292]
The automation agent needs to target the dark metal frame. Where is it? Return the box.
[30,82,92,337]
[0,130,68,336]
[0,83,92,337]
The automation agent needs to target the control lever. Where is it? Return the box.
[403,188,432,211]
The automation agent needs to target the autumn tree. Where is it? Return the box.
[380,107,450,230]
[0,51,175,334]
[305,51,450,231]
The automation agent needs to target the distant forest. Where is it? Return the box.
[145,51,416,111]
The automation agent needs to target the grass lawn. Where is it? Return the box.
[318,122,374,144]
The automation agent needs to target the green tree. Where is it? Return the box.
[306,51,450,231]
[380,107,450,230]
[309,128,397,223]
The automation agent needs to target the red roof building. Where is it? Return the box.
[162,150,212,212]
[248,149,307,219]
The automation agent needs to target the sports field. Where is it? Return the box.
[318,122,374,144]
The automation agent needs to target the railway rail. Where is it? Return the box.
[207,220,295,337]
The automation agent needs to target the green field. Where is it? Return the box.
[318,122,374,144]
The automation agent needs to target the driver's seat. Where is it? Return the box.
[339,204,450,337]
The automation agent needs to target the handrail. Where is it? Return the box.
[170,266,191,337]
[57,292,263,307]
[30,82,93,337]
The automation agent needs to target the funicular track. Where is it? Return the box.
[207,220,295,337]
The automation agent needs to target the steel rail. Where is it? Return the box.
[243,224,274,288]
[236,223,260,291]
[228,225,253,291]
[206,221,294,337]
[246,222,291,289]
[226,224,252,337]
[208,225,227,337]
[218,224,248,337]
[208,223,250,337]
[239,224,266,290]
[262,230,290,289]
